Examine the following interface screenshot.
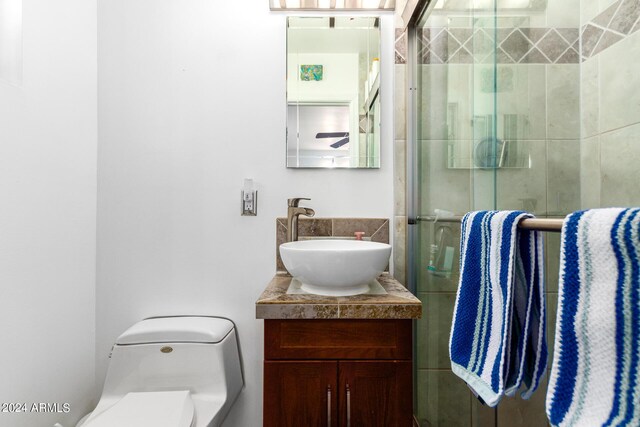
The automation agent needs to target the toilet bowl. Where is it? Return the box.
[78,316,243,427]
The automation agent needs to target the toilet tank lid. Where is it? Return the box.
[116,317,234,345]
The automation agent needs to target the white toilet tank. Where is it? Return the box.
[81,316,243,427]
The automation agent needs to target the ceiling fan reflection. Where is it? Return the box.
[316,132,350,149]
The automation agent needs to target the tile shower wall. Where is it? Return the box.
[411,0,638,426]
[394,0,409,284]
[417,26,581,218]
[580,0,640,208]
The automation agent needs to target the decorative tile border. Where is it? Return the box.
[395,28,408,64]
[416,26,579,64]
[582,0,640,60]
[399,0,640,65]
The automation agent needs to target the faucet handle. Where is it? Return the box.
[288,197,311,207]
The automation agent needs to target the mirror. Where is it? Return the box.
[286,16,381,168]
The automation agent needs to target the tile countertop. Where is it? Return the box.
[255,273,422,320]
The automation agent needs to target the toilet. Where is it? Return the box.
[78,316,244,427]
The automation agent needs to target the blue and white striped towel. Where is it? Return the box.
[449,211,547,407]
[547,208,640,426]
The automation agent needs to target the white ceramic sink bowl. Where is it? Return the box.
[279,240,392,296]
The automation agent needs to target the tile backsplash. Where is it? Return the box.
[275,218,390,273]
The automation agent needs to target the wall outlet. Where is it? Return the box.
[241,190,257,216]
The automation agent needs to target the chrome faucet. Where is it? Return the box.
[287,198,315,242]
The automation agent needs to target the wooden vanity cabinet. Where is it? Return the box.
[263,319,413,427]
[264,361,338,427]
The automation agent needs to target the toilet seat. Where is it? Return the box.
[83,390,195,427]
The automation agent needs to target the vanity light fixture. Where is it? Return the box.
[434,0,545,10]
[271,0,394,10]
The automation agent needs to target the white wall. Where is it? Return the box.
[96,1,394,426]
[0,0,23,85]
[0,0,97,426]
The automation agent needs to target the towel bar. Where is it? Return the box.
[417,215,564,232]
[518,218,564,232]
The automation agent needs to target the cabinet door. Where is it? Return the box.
[264,361,338,427]
[338,361,412,427]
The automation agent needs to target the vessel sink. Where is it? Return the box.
[279,240,392,296]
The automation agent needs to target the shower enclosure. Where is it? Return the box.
[407,0,640,425]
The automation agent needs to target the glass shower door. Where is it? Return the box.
[410,0,578,425]
[413,1,498,425]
